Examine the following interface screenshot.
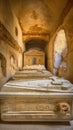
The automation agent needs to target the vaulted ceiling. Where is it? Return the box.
[9,0,73,41]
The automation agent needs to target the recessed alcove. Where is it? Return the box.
[23,38,47,68]
[53,29,68,78]
[25,38,47,51]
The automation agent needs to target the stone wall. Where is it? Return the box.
[47,10,73,83]
[0,0,23,87]
[0,0,24,50]
[0,39,22,87]
[62,7,73,83]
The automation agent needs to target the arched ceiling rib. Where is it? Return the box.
[25,38,47,51]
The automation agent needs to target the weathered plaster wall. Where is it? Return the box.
[46,34,56,73]
[53,29,67,76]
[0,39,22,87]
[47,6,73,83]
[10,0,68,35]
[0,0,24,50]
[0,0,73,84]
[47,28,69,81]
[0,0,23,87]
[63,7,73,83]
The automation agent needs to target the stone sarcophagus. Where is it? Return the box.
[0,92,73,122]
[0,69,73,122]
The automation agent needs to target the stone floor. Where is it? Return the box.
[0,121,73,130]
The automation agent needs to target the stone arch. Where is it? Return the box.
[10,55,15,65]
[53,29,68,77]
[24,37,48,51]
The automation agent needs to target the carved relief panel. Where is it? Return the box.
[1,96,72,121]
[0,53,6,78]
[24,49,45,66]
[10,54,18,74]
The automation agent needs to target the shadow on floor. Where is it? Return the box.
[0,119,71,126]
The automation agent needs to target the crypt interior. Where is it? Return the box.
[0,0,73,129]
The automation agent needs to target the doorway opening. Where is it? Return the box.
[32,57,36,65]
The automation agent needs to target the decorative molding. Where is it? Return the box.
[0,22,22,53]
[54,102,70,115]
[23,24,49,36]
[0,93,73,121]
[23,32,49,36]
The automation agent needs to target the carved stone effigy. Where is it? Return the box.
[0,66,73,122]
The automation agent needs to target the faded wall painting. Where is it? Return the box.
[53,29,68,77]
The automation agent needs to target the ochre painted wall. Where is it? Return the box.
[0,0,23,87]
[0,39,22,87]
[0,0,24,50]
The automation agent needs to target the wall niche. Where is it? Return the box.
[0,53,6,77]
[53,29,68,77]
[24,49,45,66]
[10,55,18,73]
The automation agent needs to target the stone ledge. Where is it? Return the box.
[0,22,22,53]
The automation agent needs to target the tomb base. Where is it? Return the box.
[0,92,73,122]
